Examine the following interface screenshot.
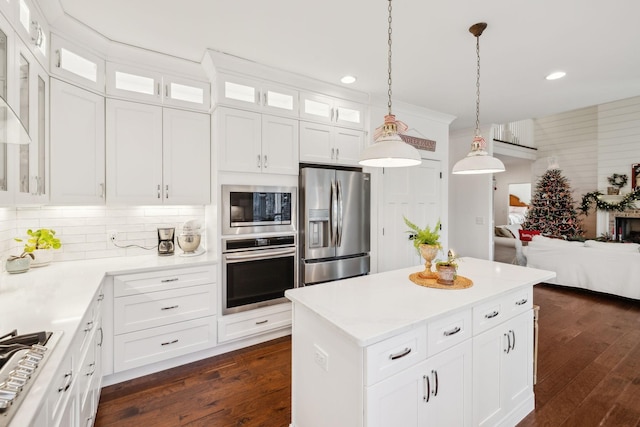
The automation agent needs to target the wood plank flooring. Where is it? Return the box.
[95,284,640,427]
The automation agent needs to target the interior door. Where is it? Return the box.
[335,170,370,257]
[379,159,442,272]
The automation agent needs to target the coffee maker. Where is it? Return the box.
[157,227,175,256]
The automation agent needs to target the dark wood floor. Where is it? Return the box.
[95,284,640,427]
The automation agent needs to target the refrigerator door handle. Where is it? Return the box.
[330,179,338,246]
[337,179,343,247]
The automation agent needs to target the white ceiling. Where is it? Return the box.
[54,0,640,130]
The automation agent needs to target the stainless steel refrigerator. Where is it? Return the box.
[299,166,370,285]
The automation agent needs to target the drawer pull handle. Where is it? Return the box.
[84,321,94,332]
[389,347,412,361]
[443,326,461,337]
[58,372,72,392]
[515,298,528,306]
[161,278,179,283]
[161,339,179,346]
[255,319,269,325]
[432,370,439,396]
[161,305,179,311]
[504,333,511,353]
[485,310,499,319]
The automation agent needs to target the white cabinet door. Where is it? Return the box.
[218,107,262,173]
[163,108,210,204]
[366,340,472,427]
[334,127,363,166]
[261,114,298,175]
[164,74,210,111]
[299,121,333,164]
[50,33,105,93]
[50,79,106,204]
[106,62,162,104]
[106,99,163,204]
[216,73,298,116]
[300,92,365,130]
[473,310,534,427]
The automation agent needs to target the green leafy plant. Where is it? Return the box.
[403,216,441,253]
[15,228,62,253]
[436,250,459,269]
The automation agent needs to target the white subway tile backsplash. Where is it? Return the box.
[0,206,206,262]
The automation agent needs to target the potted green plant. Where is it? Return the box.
[15,228,62,267]
[404,216,441,279]
[5,252,35,274]
[435,250,459,285]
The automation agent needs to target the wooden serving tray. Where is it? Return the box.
[409,272,473,290]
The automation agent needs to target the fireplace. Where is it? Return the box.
[610,209,640,243]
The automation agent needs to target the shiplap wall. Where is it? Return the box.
[0,206,206,268]
[533,106,598,237]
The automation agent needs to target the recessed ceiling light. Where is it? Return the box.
[546,71,566,80]
[340,75,357,84]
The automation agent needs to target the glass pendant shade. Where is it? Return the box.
[359,132,422,167]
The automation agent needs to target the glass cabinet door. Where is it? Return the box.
[18,51,29,194]
[0,26,8,196]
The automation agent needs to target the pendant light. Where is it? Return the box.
[359,0,421,168]
[452,22,505,175]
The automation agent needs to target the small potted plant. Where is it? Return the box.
[5,252,35,274]
[404,216,441,279]
[15,228,62,267]
[607,173,628,195]
[435,250,459,285]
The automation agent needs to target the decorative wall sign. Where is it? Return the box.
[400,134,436,152]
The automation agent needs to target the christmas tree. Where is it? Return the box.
[522,168,584,238]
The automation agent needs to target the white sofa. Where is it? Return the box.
[525,235,640,300]
[494,224,525,265]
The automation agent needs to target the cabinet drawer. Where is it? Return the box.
[114,317,216,372]
[114,284,216,334]
[427,308,472,357]
[473,287,533,335]
[365,325,427,386]
[114,265,216,297]
[217,303,291,343]
[48,353,74,424]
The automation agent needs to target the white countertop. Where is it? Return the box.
[285,257,555,346]
[0,252,217,426]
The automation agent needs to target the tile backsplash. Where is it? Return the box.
[0,206,207,265]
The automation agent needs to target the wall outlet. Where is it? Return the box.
[108,230,118,243]
[313,344,329,372]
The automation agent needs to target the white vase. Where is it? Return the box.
[31,249,54,267]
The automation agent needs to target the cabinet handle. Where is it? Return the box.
[98,327,104,347]
[157,83,161,96]
[331,148,335,159]
[263,92,267,106]
[99,183,105,198]
[97,293,105,302]
[157,184,161,199]
[504,332,511,354]
[432,370,439,396]
[161,305,179,311]
[336,148,339,160]
[161,339,179,346]
[84,321,94,332]
[255,319,269,325]
[58,372,72,392]
[330,107,335,122]
[485,310,499,319]
[423,375,430,402]
[335,108,339,122]
[263,155,268,168]
[443,326,461,337]
[510,330,516,351]
[257,155,262,168]
[388,347,411,361]
[165,84,169,98]
[161,278,179,283]
[86,362,96,376]
[56,49,61,68]
[515,298,528,306]
[165,184,169,199]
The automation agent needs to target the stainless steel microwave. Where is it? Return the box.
[221,185,297,235]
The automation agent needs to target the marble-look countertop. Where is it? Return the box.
[0,252,217,426]
[285,257,556,346]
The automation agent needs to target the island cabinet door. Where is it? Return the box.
[366,340,472,427]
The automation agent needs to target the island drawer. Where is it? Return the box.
[114,284,217,334]
[365,325,427,385]
[113,317,217,372]
[114,265,216,297]
[217,303,292,343]
[473,287,533,335]
[427,308,472,357]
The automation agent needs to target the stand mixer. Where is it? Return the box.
[177,220,204,256]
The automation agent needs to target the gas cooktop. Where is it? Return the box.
[0,330,61,427]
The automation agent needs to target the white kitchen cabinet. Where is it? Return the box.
[50,78,106,205]
[473,310,534,427]
[106,98,210,204]
[216,73,298,117]
[217,107,299,175]
[300,91,365,129]
[217,303,292,343]
[0,13,14,205]
[14,38,48,204]
[112,265,217,373]
[299,121,363,166]
[50,33,105,94]
[366,340,472,427]
[106,61,210,111]
[13,0,49,68]
[78,313,103,427]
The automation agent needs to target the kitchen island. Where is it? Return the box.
[285,257,555,427]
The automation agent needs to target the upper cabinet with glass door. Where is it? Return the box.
[300,91,365,130]
[0,12,13,205]
[106,62,210,111]
[13,0,49,70]
[50,33,105,94]
[215,73,298,117]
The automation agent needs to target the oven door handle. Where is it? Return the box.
[225,248,296,261]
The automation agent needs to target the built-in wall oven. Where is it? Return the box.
[222,185,296,235]
[221,234,297,314]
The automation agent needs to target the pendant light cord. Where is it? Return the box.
[475,33,481,134]
[387,0,393,116]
